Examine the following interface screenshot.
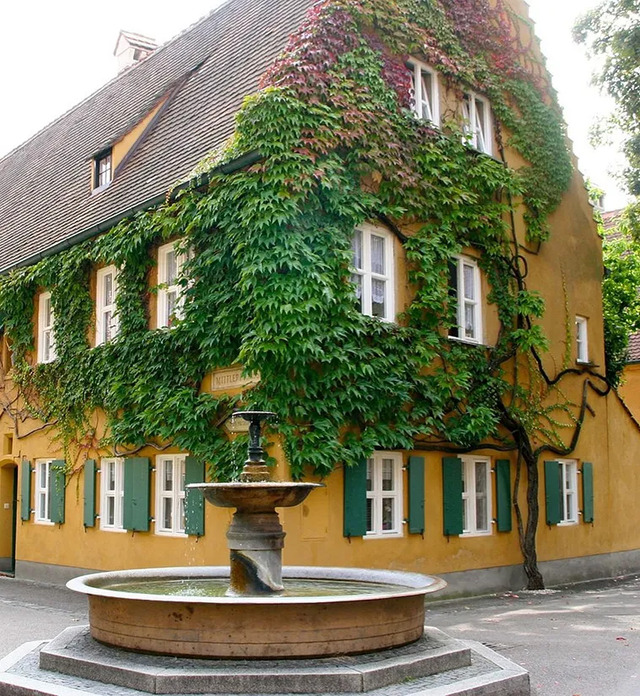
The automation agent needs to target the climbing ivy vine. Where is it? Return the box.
[0,0,593,587]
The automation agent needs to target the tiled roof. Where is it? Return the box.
[602,209,623,232]
[0,0,315,274]
[628,332,640,363]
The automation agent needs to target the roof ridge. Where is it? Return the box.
[0,0,234,166]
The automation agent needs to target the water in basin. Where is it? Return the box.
[104,578,408,598]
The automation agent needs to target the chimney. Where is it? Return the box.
[113,31,158,71]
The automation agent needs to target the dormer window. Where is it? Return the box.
[94,149,113,190]
[462,92,492,156]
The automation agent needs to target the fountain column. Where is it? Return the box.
[226,411,285,596]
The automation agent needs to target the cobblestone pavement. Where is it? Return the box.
[1,573,639,695]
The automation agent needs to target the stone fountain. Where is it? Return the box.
[0,410,531,694]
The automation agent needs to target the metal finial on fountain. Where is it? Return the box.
[233,410,276,482]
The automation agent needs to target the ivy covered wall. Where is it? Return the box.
[0,0,576,485]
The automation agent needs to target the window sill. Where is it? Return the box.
[154,530,188,538]
[448,335,484,347]
[364,531,404,540]
[34,519,54,526]
[460,530,492,538]
[557,520,578,527]
[91,183,112,196]
[100,526,127,533]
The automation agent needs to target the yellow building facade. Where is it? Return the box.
[2,0,640,597]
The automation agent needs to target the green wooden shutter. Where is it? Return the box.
[544,460,562,525]
[442,457,463,536]
[582,461,594,523]
[123,458,150,532]
[408,456,425,534]
[20,460,31,521]
[343,460,367,537]
[49,460,66,525]
[83,459,96,528]
[495,459,512,532]
[184,457,205,536]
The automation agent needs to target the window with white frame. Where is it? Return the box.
[93,148,112,190]
[462,92,492,156]
[157,241,189,328]
[366,452,403,537]
[35,459,53,524]
[37,292,56,363]
[96,265,119,345]
[448,255,483,343]
[155,454,186,535]
[351,224,395,321]
[408,59,440,126]
[101,458,124,531]
[558,459,578,524]
[461,455,492,535]
[576,316,589,363]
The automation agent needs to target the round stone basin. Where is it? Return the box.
[67,566,446,659]
[193,481,322,512]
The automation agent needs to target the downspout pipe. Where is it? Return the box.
[0,149,263,276]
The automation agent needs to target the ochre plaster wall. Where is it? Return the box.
[3,0,640,584]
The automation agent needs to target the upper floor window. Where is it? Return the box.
[576,316,589,363]
[96,265,119,345]
[157,241,189,328]
[94,148,113,190]
[101,457,124,531]
[408,59,439,126]
[366,452,403,538]
[37,292,56,363]
[351,224,395,322]
[461,455,492,535]
[462,92,492,156]
[448,255,483,344]
[155,454,186,536]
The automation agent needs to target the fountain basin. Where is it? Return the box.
[195,481,322,512]
[67,566,446,659]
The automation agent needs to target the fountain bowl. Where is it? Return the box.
[67,566,446,659]
[195,481,322,511]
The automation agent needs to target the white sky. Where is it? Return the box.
[0,0,629,210]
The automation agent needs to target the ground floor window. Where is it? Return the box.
[558,459,578,525]
[101,458,124,531]
[35,459,52,524]
[461,455,492,535]
[155,454,186,535]
[366,452,403,537]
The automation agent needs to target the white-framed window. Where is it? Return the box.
[462,92,492,156]
[461,455,492,536]
[366,452,403,538]
[37,292,56,364]
[157,241,189,328]
[35,459,53,524]
[408,59,440,126]
[96,265,119,345]
[351,224,395,322]
[100,458,125,531]
[576,316,589,363]
[449,255,483,344]
[155,454,186,536]
[557,459,579,525]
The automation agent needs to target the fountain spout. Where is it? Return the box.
[235,410,275,482]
